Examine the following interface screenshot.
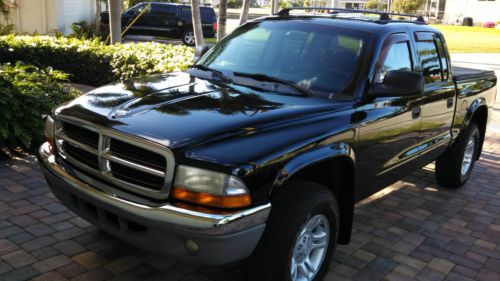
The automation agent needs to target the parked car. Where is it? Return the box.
[101,2,217,45]
[40,8,497,281]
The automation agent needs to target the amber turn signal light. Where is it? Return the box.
[172,186,252,209]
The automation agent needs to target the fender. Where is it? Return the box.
[269,142,356,244]
[462,97,488,132]
[271,142,356,191]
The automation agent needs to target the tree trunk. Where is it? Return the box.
[95,0,101,35]
[108,0,122,44]
[271,0,279,15]
[239,0,250,25]
[217,0,227,41]
[190,0,204,47]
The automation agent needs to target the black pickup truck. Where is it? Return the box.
[40,8,497,281]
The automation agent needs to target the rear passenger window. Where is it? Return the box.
[154,4,177,16]
[376,41,412,83]
[415,32,443,84]
[201,8,216,21]
[435,36,449,81]
[180,7,216,21]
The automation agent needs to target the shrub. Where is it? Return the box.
[0,63,79,150]
[0,23,14,35]
[0,35,114,86]
[0,35,194,87]
[228,0,242,8]
[482,21,496,28]
[69,20,95,39]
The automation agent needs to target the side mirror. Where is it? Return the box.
[194,43,214,62]
[369,70,424,97]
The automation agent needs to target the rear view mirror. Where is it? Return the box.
[194,43,214,62]
[369,70,424,97]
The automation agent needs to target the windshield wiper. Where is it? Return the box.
[189,64,232,83]
[233,72,311,96]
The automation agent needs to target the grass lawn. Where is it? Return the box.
[205,38,218,44]
[432,25,500,53]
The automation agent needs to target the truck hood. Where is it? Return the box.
[56,72,351,149]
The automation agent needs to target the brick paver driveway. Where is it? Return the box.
[1,119,499,281]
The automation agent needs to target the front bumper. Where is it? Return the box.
[38,143,269,265]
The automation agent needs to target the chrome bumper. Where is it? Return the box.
[38,142,270,236]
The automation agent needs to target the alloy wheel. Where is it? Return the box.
[290,214,330,281]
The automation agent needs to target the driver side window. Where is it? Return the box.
[375,41,413,83]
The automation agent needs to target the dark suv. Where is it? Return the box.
[101,2,217,46]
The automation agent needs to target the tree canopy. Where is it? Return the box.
[365,0,386,10]
[391,0,424,14]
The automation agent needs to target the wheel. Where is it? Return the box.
[243,180,339,281]
[435,122,480,188]
[182,30,195,46]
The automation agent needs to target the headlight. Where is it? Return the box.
[172,165,251,209]
[44,115,56,154]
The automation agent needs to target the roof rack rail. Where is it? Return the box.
[276,7,425,24]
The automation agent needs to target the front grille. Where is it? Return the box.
[63,122,99,149]
[110,162,165,190]
[63,142,99,170]
[110,139,166,171]
[55,119,175,199]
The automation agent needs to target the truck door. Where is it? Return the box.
[356,33,423,199]
[412,32,456,165]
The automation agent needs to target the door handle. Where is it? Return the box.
[447,98,454,108]
[412,106,421,119]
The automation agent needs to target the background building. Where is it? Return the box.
[443,0,500,24]
[330,0,447,21]
[0,0,102,35]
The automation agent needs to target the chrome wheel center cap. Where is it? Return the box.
[295,234,312,262]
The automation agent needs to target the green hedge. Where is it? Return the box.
[0,63,79,150]
[0,35,194,87]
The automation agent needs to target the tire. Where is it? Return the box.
[435,122,480,188]
[243,180,339,281]
[182,30,195,46]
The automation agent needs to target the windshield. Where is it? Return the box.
[198,20,371,97]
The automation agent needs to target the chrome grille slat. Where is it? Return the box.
[102,152,166,177]
[54,117,175,199]
[58,133,98,155]
[62,121,99,149]
[63,145,100,171]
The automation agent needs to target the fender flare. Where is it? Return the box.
[463,97,488,131]
[271,142,356,191]
[269,142,356,244]
[461,97,489,159]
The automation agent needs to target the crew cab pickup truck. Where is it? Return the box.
[39,8,497,281]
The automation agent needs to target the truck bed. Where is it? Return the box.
[453,66,496,82]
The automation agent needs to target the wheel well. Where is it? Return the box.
[289,156,355,244]
[470,105,488,159]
